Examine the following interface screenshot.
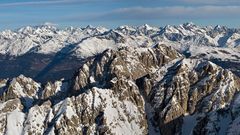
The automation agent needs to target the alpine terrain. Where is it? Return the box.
[0,23,240,135]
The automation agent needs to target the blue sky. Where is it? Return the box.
[1,0,240,30]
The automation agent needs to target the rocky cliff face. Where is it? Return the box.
[145,59,240,135]
[0,44,240,135]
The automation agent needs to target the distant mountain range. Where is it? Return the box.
[1,23,240,56]
[0,23,239,82]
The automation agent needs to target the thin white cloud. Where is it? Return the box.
[173,0,240,5]
[0,0,87,7]
[72,6,240,21]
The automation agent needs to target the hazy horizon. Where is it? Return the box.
[0,22,239,32]
[1,0,240,30]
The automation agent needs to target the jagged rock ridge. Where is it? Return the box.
[0,44,240,135]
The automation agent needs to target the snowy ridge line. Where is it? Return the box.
[0,22,240,57]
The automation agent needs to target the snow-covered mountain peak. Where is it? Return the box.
[18,26,34,34]
[81,25,108,35]
[0,29,16,39]
[182,22,195,26]
[17,24,58,35]
[181,22,198,30]
[162,24,179,33]
[85,24,94,29]
[213,25,229,32]
[118,25,134,29]
[214,25,222,30]
[138,24,156,30]
[117,25,136,32]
